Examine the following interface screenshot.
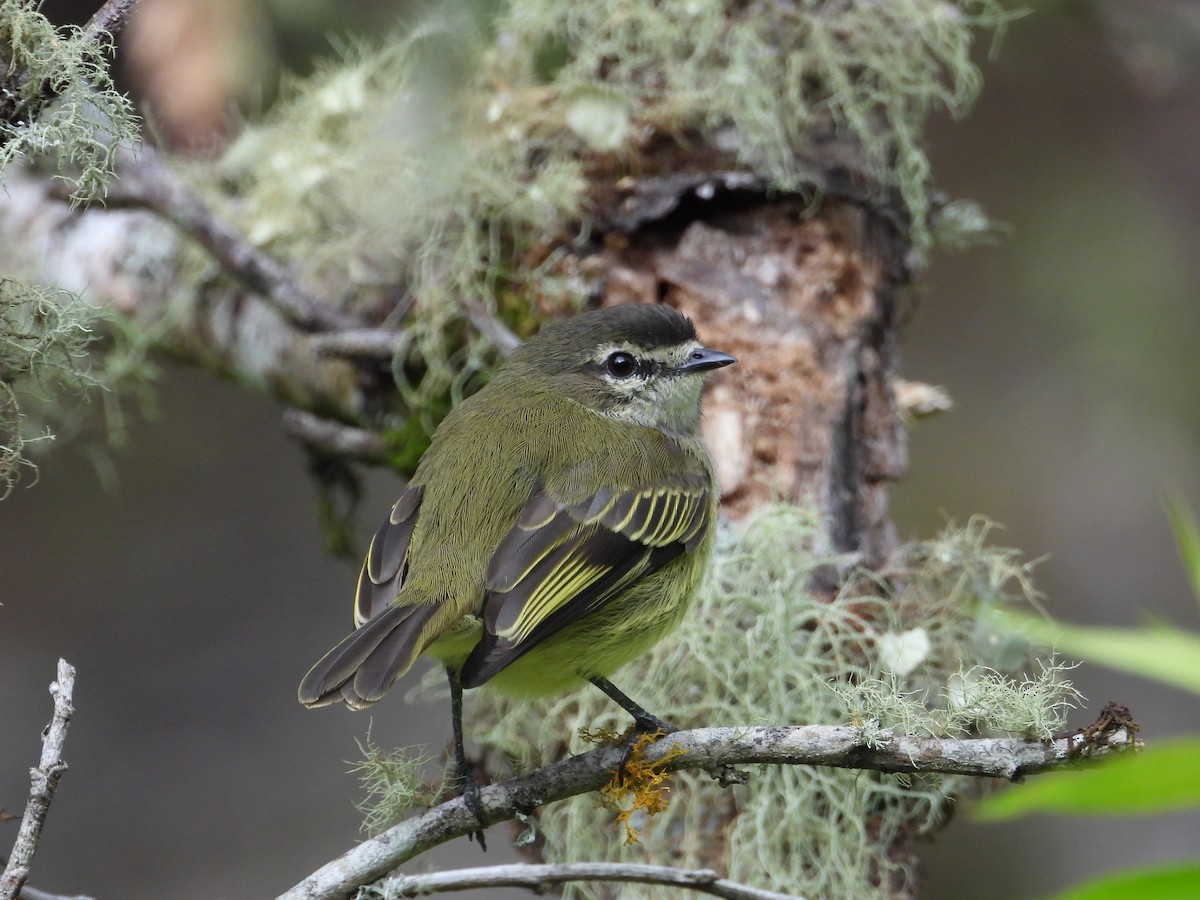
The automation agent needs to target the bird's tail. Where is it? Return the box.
[298,603,439,710]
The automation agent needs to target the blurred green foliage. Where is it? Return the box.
[976,501,1200,899]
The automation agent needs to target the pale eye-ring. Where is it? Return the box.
[605,351,638,379]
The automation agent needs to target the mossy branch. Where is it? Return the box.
[279,714,1138,900]
[107,145,356,332]
[0,0,138,202]
[82,0,140,45]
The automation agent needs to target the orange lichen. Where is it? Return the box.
[589,729,686,845]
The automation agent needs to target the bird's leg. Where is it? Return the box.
[588,676,744,789]
[588,675,677,735]
[588,676,681,739]
[588,676,677,782]
[448,668,487,851]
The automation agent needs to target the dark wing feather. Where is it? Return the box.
[298,483,432,710]
[355,484,423,626]
[458,478,710,688]
[298,601,438,708]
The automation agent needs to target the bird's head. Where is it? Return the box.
[503,304,735,435]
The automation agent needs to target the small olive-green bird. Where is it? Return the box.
[298,303,733,832]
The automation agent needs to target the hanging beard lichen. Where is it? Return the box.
[207,0,1012,452]
[425,506,1076,900]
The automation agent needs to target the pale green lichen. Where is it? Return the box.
[213,9,589,428]
[0,1,142,491]
[350,730,443,837]
[214,0,1011,439]
[445,508,1072,900]
[502,0,1011,245]
[0,278,102,496]
[832,660,1080,742]
[0,272,162,495]
[0,0,138,203]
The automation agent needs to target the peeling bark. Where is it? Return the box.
[600,197,907,567]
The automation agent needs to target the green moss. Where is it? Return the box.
[382,414,440,474]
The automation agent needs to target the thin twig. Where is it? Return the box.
[82,0,141,43]
[462,300,520,357]
[108,145,355,332]
[384,862,804,900]
[312,306,520,361]
[19,885,96,900]
[281,410,388,463]
[0,661,77,900]
[310,330,405,360]
[279,717,1137,900]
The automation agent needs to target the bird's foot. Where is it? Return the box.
[455,767,488,852]
[632,711,677,737]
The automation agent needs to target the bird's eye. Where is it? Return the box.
[605,351,638,379]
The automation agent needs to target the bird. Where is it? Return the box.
[299,303,734,842]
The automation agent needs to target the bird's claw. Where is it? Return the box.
[633,712,677,736]
[456,769,488,852]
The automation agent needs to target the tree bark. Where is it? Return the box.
[597,191,908,566]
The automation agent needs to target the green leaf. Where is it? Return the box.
[1046,861,1200,900]
[996,610,1200,696]
[1165,498,1200,608]
[976,736,1200,821]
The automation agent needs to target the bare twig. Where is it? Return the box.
[82,0,141,43]
[0,661,77,900]
[108,145,356,332]
[279,718,1137,900]
[462,300,520,357]
[383,862,804,900]
[312,304,520,362]
[19,885,96,900]
[310,330,406,360]
[282,410,388,463]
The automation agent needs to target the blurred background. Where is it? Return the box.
[3,1,1199,898]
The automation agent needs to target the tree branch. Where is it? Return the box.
[0,661,77,900]
[381,862,804,900]
[107,145,356,332]
[82,0,141,44]
[281,410,388,463]
[18,885,95,900]
[279,717,1137,900]
[310,330,405,361]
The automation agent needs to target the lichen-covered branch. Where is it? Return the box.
[0,165,365,420]
[377,862,803,900]
[0,660,77,900]
[107,145,356,333]
[82,0,140,43]
[0,0,138,200]
[279,716,1137,900]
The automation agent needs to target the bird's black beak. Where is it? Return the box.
[679,347,736,373]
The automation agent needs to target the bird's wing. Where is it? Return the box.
[354,483,423,626]
[458,476,712,688]
[297,483,428,709]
